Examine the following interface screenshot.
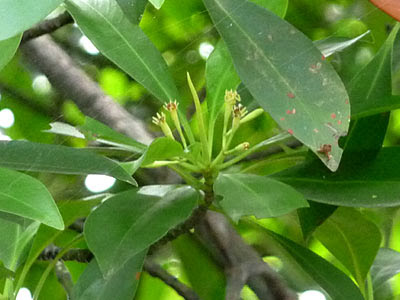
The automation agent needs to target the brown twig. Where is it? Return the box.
[39,247,200,300]
[196,211,297,300]
[21,35,153,144]
[21,12,74,44]
[143,260,200,300]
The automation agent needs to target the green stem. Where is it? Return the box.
[365,274,374,300]
[168,165,202,189]
[179,161,202,173]
[218,132,292,170]
[187,72,210,163]
[33,234,84,300]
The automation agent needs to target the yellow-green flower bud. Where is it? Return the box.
[224,89,241,106]
[224,142,250,155]
[164,100,187,149]
[152,112,175,140]
[232,103,247,130]
[240,108,263,124]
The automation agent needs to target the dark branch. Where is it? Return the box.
[143,260,200,300]
[21,12,74,44]
[149,181,214,254]
[196,211,297,300]
[21,35,153,144]
[39,247,199,300]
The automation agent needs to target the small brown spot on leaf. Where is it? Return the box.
[331,113,336,119]
[288,129,294,135]
[287,92,295,99]
[136,272,141,280]
[337,120,342,125]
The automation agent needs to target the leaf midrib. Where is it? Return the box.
[74,0,174,101]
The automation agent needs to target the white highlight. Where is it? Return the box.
[16,288,33,300]
[0,108,15,128]
[85,174,116,193]
[299,290,326,300]
[79,36,99,55]
[32,75,52,94]
[199,42,214,60]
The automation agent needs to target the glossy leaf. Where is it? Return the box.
[46,118,146,153]
[0,167,63,229]
[203,0,350,171]
[16,196,104,293]
[250,0,288,18]
[297,201,336,241]
[371,248,400,291]
[65,0,195,143]
[340,25,399,164]
[314,31,370,58]
[206,40,240,145]
[173,235,225,300]
[73,252,146,300]
[79,117,147,153]
[315,207,381,286]
[0,35,21,71]
[0,0,63,40]
[149,0,165,9]
[84,186,199,277]
[0,213,39,271]
[116,0,147,23]
[0,140,136,185]
[349,24,399,118]
[262,228,364,300]
[274,147,400,207]
[214,173,308,222]
[121,137,184,174]
[65,0,178,105]
[0,266,14,279]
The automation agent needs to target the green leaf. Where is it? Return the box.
[203,0,350,171]
[149,0,165,9]
[340,25,400,163]
[79,117,147,153]
[141,137,183,166]
[314,31,370,58]
[84,186,199,277]
[122,137,184,174]
[349,24,399,118]
[297,201,336,241]
[314,207,381,287]
[0,213,39,271]
[173,235,225,300]
[0,167,63,230]
[73,252,146,300]
[65,0,195,143]
[274,147,400,207]
[206,40,240,146]
[259,227,364,300]
[15,196,104,293]
[0,35,21,71]
[0,0,63,40]
[250,0,288,18]
[214,173,308,222]
[65,0,178,104]
[116,0,147,24]
[46,119,146,154]
[0,266,14,279]
[371,248,400,291]
[0,140,136,185]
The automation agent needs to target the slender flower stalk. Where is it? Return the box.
[187,72,210,163]
[224,142,250,156]
[222,90,240,148]
[152,112,175,140]
[164,100,187,149]
[226,103,247,149]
